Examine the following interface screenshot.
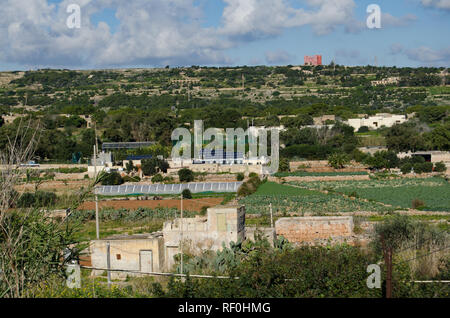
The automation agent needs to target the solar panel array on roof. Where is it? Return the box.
[102,142,156,150]
[198,149,244,160]
[126,155,153,161]
[94,182,243,196]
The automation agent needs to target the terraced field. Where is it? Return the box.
[239,182,391,215]
[288,177,450,212]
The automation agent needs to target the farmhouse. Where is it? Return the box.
[90,205,246,275]
[89,205,357,277]
[346,113,407,131]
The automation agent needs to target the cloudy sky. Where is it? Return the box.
[0,0,449,70]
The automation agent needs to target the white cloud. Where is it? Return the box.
[421,0,450,10]
[265,50,294,64]
[382,13,417,27]
[0,0,425,68]
[219,0,358,38]
[391,44,450,65]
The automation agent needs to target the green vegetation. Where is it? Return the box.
[289,177,450,212]
[240,182,390,215]
[274,171,368,177]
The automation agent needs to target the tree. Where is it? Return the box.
[0,116,4,128]
[385,123,424,153]
[141,158,170,176]
[434,162,447,173]
[182,189,192,199]
[328,153,349,169]
[178,168,194,183]
[101,172,124,185]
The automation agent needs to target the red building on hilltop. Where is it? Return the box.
[304,55,322,66]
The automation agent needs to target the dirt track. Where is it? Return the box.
[79,197,224,212]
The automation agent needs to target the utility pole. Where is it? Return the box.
[94,122,100,240]
[180,193,184,276]
[269,203,274,228]
[94,144,100,240]
[381,235,393,298]
[106,241,112,288]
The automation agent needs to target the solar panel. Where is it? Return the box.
[94,182,243,196]
[102,142,156,150]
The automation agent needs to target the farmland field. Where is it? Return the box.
[288,177,450,212]
[239,182,390,215]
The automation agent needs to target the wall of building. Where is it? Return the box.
[347,115,406,131]
[90,235,165,279]
[162,206,246,269]
[275,216,354,245]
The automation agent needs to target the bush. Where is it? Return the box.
[17,191,57,208]
[400,163,412,174]
[122,175,140,183]
[358,126,369,133]
[141,158,170,176]
[237,176,263,197]
[412,199,425,209]
[101,172,124,185]
[248,172,258,178]
[151,174,164,183]
[236,173,245,181]
[182,189,192,199]
[178,168,194,183]
[328,153,349,169]
[434,162,447,173]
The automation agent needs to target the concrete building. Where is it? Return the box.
[304,55,322,66]
[371,77,400,86]
[397,151,450,170]
[163,205,246,269]
[90,205,246,274]
[346,113,407,131]
[90,233,165,280]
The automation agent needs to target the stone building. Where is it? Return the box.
[90,205,246,275]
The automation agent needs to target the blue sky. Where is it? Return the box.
[0,0,449,70]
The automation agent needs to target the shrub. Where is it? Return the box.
[412,199,425,209]
[182,189,192,199]
[248,172,258,178]
[236,173,245,181]
[400,163,412,174]
[17,191,57,208]
[434,162,447,173]
[178,168,194,183]
[237,176,262,197]
[101,172,124,185]
[328,152,349,169]
[358,126,369,133]
[123,175,140,183]
[151,174,164,183]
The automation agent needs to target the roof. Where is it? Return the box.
[102,142,156,150]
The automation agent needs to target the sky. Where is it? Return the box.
[0,0,449,71]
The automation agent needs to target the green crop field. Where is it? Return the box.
[288,177,450,212]
[274,171,368,177]
[239,182,390,215]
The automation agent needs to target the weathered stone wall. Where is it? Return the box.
[275,216,354,245]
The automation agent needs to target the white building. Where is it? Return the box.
[346,113,407,131]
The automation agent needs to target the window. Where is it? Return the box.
[116,254,121,260]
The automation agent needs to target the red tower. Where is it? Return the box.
[304,55,322,66]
